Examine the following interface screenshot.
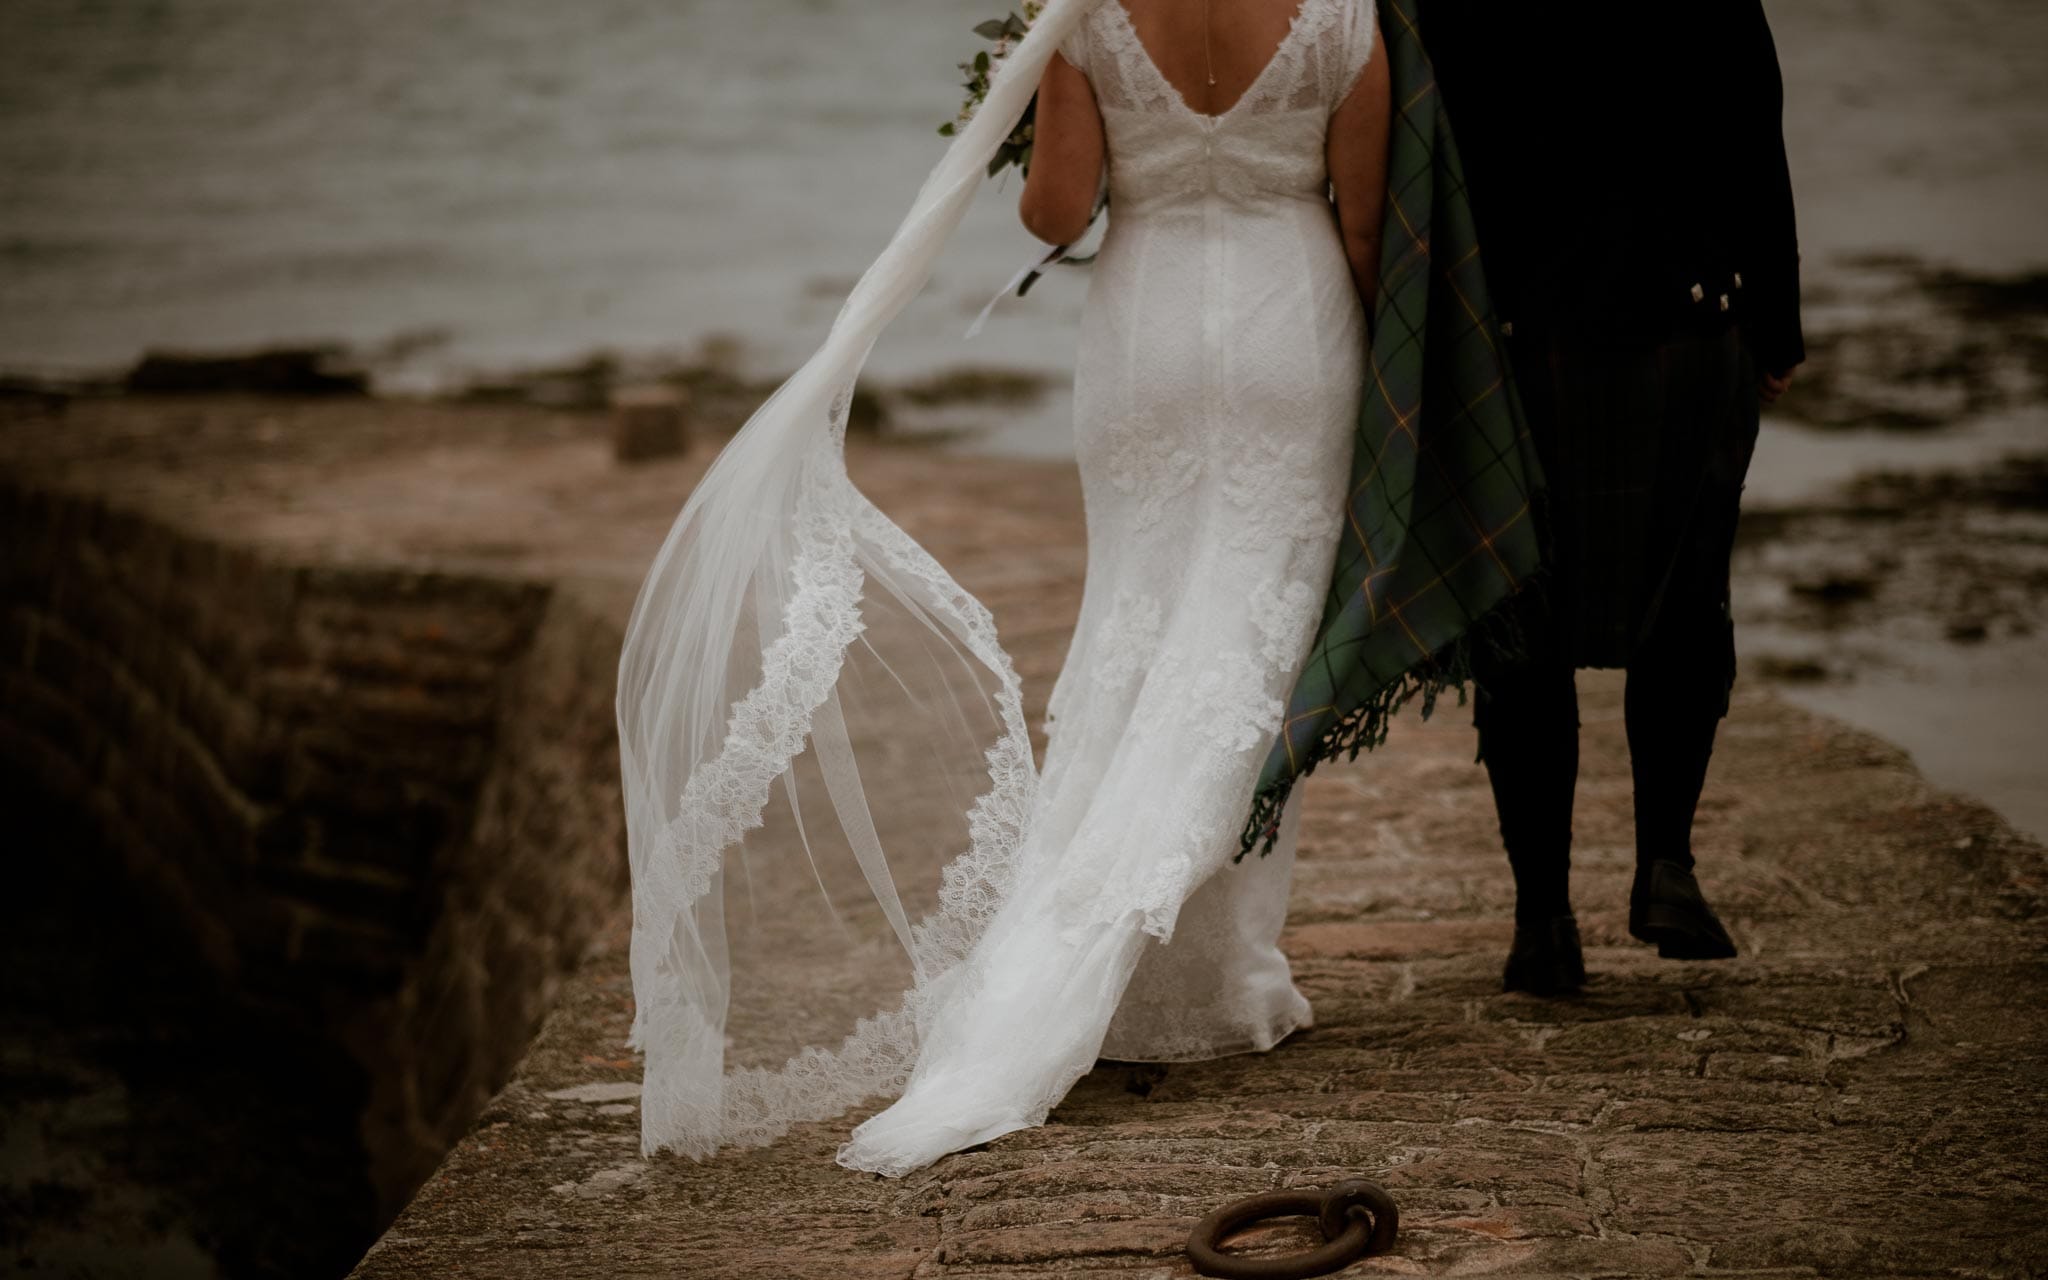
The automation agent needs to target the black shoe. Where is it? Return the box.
[1629,859,1738,960]
[1503,914,1587,996]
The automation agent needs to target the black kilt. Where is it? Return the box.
[1509,319,1761,675]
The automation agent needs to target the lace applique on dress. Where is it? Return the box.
[826,0,1379,1177]
[1143,648,1288,767]
[1249,577,1323,666]
[1221,438,1344,550]
[1101,412,1205,532]
[1091,588,1165,693]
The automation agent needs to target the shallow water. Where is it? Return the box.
[0,0,1086,424]
[1749,625,2048,845]
[7,0,2037,418]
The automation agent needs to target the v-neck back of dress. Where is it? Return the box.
[1058,0,1377,213]
[1104,0,1317,124]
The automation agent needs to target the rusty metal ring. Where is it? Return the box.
[1317,1179,1399,1256]
[1186,1179,1398,1279]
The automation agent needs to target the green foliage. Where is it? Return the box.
[941,3,1106,294]
[943,11,1040,180]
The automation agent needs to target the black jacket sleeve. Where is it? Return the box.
[1736,0,1806,375]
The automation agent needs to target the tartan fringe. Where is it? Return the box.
[1232,569,1548,863]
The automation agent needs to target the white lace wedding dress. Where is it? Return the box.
[616,0,1377,1180]
[834,0,1378,1175]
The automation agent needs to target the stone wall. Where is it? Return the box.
[0,476,629,1274]
[345,582,630,1225]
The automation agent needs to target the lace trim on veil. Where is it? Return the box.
[627,419,1041,1157]
[620,0,1380,1165]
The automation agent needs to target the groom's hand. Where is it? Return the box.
[1760,365,1799,406]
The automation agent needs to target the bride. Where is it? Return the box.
[616,0,1390,1178]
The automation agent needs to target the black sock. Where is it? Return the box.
[1476,663,1580,926]
[1625,618,1734,874]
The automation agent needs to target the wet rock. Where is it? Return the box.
[1748,654,1829,682]
[1736,452,2048,691]
[124,345,369,396]
[1789,573,1877,605]
[1769,257,2048,431]
[609,385,687,463]
[456,351,619,410]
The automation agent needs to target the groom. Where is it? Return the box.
[1421,0,1807,993]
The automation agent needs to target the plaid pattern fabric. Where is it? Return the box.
[1237,0,1547,858]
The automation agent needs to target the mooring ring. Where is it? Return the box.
[1186,1178,1398,1279]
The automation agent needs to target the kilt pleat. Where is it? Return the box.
[1509,321,1759,669]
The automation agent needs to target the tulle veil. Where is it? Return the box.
[615,0,1104,1162]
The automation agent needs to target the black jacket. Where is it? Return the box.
[1419,0,1807,375]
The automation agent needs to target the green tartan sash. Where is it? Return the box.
[1237,0,1547,858]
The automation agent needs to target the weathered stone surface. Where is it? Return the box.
[282,387,2035,1277]
[2,395,2044,1279]
[3,403,617,1275]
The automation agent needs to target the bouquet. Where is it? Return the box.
[938,5,1047,179]
[941,4,1103,313]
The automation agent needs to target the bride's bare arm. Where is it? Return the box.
[1326,23,1391,314]
[1020,51,1106,247]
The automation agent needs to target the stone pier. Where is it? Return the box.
[1,393,2041,1278]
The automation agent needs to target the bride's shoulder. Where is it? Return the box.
[1296,0,1379,109]
[1294,0,1378,65]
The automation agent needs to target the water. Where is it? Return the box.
[3,0,2044,412]
[3,0,2045,833]
[0,0,1088,444]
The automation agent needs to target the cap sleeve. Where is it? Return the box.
[1329,0,1378,109]
[1057,11,1091,72]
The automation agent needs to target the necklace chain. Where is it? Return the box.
[1203,0,1216,85]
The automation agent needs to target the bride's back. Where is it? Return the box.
[1114,0,1329,119]
[1055,0,1378,218]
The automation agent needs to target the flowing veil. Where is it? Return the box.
[616,0,1104,1162]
